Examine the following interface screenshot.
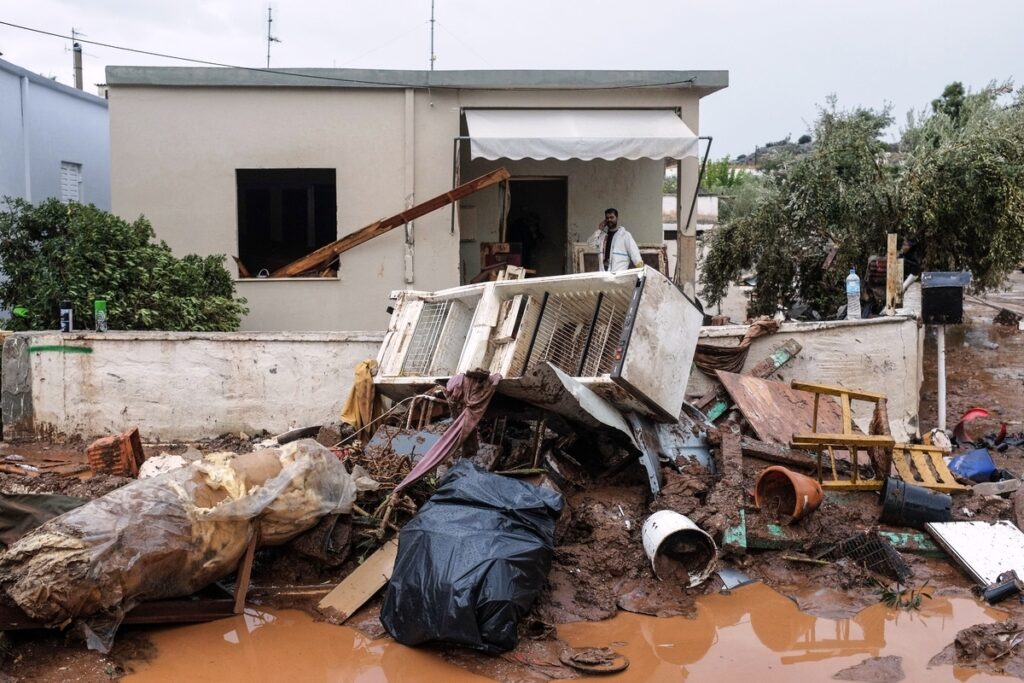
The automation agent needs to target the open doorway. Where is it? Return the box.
[506,177,568,277]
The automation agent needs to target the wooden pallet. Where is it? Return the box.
[891,444,969,493]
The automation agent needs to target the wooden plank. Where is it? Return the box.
[841,393,852,434]
[233,532,258,614]
[232,256,252,279]
[821,480,883,491]
[790,381,886,402]
[715,371,850,447]
[318,539,399,622]
[272,168,510,277]
[791,433,896,447]
[911,452,938,486]
[891,449,917,482]
[885,233,899,313]
[736,436,817,471]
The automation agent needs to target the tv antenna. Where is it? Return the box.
[266,5,281,68]
[429,0,436,70]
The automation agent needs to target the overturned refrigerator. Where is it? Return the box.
[375,267,707,492]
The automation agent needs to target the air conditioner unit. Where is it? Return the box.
[376,267,702,422]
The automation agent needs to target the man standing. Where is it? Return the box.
[588,208,644,272]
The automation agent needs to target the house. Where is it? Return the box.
[0,57,110,209]
[105,67,727,331]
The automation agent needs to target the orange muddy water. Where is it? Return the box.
[125,583,1009,682]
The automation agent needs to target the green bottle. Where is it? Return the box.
[94,300,108,332]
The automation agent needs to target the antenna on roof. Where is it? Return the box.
[266,5,281,68]
[429,0,436,70]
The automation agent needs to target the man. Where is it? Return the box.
[588,208,644,272]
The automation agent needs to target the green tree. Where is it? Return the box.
[700,157,752,193]
[0,199,248,331]
[931,81,966,124]
[700,82,1024,317]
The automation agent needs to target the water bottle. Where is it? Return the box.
[846,269,862,320]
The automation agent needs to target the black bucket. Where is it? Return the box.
[879,478,952,527]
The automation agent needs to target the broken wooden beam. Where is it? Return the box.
[738,436,818,471]
[272,167,511,277]
[317,539,399,623]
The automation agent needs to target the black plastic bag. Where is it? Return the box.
[380,459,563,653]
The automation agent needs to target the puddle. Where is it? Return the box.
[125,583,1008,682]
[123,609,493,682]
[558,583,1009,682]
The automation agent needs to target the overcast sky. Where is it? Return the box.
[1,0,1020,157]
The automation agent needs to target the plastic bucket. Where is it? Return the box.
[642,510,718,586]
[879,477,952,527]
[754,466,824,524]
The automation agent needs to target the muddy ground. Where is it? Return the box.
[2,277,1024,681]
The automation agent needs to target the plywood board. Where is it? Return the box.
[318,539,399,622]
[715,371,849,446]
[925,521,1024,586]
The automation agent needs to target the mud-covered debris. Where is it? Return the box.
[823,532,913,583]
[938,619,1024,677]
[559,647,629,674]
[831,655,905,682]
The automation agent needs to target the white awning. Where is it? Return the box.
[464,109,699,161]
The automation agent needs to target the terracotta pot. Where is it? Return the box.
[754,466,824,524]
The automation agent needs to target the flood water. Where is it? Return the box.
[125,583,1008,682]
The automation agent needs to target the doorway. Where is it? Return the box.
[506,178,568,277]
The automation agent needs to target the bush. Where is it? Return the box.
[0,199,248,331]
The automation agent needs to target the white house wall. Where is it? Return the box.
[109,82,702,331]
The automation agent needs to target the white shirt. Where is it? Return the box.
[588,226,642,272]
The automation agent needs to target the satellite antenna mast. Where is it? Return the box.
[266,5,281,68]
[429,0,436,70]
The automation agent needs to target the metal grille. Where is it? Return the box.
[823,531,912,583]
[525,290,630,377]
[400,300,452,376]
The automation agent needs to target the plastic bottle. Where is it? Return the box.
[94,300,108,332]
[845,268,861,320]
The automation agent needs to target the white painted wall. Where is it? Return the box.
[10,331,382,441]
[688,315,924,441]
[0,59,110,208]
[108,83,703,331]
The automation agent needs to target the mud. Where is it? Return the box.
[930,618,1024,678]
[0,471,131,498]
[831,655,905,682]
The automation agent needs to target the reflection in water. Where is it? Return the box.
[127,586,1008,682]
[558,583,1009,682]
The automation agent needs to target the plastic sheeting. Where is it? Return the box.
[0,439,361,651]
[380,460,563,653]
[465,109,699,161]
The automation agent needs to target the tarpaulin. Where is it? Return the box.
[380,459,563,653]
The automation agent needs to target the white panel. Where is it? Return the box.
[926,521,1024,586]
[465,109,699,161]
[615,266,703,420]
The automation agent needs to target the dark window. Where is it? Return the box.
[236,169,336,276]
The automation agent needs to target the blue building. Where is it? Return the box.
[0,57,110,209]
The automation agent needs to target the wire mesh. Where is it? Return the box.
[400,300,452,376]
[526,290,631,377]
[823,531,913,583]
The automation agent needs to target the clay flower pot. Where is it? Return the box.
[754,466,824,524]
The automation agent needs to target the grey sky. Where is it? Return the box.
[1,0,1020,157]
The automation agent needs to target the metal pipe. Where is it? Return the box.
[577,292,604,376]
[522,292,549,370]
[682,136,714,245]
[937,324,947,431]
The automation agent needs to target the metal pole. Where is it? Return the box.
[936,324,947,431]
[429,0,436,70]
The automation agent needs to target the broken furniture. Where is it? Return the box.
[789,381,895,491]
[374,266,703,423]
[890,444,968,493]
[570,242,669,276]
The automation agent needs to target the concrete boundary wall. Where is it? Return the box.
[688,315,924,441]
[0,316,921,442]
[1,331,383,441]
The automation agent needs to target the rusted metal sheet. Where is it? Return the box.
[715,372,848,446]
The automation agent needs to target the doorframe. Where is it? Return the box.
[504,175,570,275]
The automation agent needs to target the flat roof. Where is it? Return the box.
[105,67,727,94]
[0,57,109,107]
